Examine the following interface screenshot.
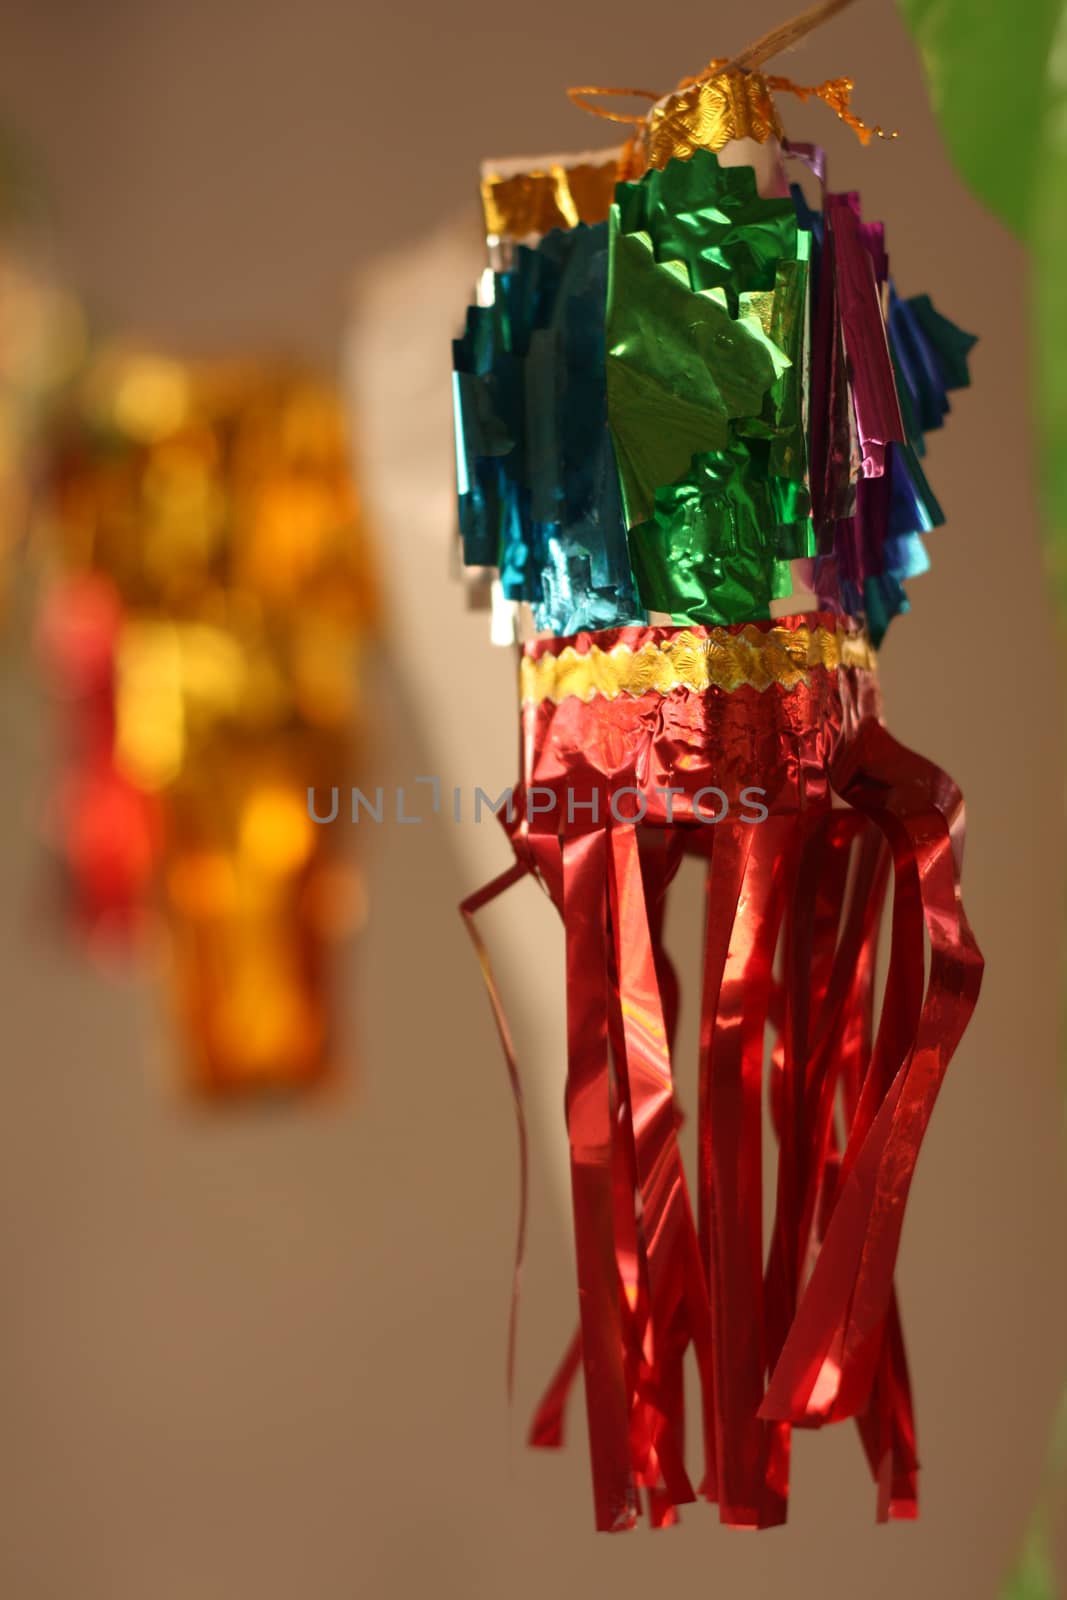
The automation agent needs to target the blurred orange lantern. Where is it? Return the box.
[38,347,377,1098]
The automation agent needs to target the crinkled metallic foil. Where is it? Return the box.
[642,69,783,172]
[787,165,974,640]
[520,617,874,703]
[607,151,810,621]
[626,440,792,623]
[456,139,973,641]
[615,148,797,302]
[465,612,981,1531]
[454,226,641,634]
[481,158,619,240]
[826,195,905,479]
[605,222,785,529]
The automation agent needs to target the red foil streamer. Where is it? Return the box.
[464,614,982,1530]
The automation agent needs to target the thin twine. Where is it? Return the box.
[717,0,861,74]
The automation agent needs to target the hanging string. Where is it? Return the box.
[566,85,660,126]
[719,0,861,72]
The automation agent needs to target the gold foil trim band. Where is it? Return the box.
[521,624,876,704]
[480,158,619,240]
[644,69,783,169]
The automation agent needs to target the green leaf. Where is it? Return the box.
[896,13,1067,1599]
[1031,10,1067,590]
[897,0,1066,237]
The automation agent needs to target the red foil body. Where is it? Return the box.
[464,613,982,1530]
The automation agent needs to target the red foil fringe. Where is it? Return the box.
[463,615,982,1530]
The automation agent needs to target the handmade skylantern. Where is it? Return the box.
[454,55,983,1530]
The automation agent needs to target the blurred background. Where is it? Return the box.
[1,0,1066,1595]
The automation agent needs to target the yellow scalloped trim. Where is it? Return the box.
[520,624,875,704]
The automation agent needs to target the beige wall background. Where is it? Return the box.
[2,1,1066,1596]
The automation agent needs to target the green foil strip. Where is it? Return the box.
[614,148,798,305]
[606,149,811,623]
[741,247,815,560]
[627,439,794,624]
[606,218,785,531]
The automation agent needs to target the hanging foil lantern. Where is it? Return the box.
[40,348,376,1097]
[454,61,984,1530]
